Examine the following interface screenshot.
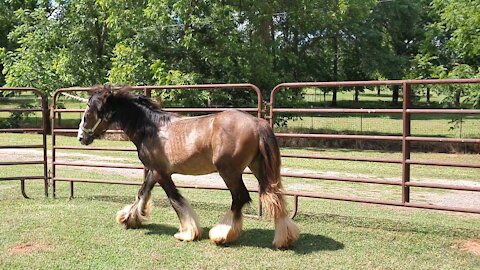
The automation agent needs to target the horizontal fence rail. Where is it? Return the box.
[269,78,480,215]
[0,87,49,198]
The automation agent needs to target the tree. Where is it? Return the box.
[0,0,39,86]
[370,0,430,104]
[413,0,480,108]
[0,0,477,111]
[1,6,63,94]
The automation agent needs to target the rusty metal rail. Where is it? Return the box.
[270,78,480,216]
[51,84,263,200]
[0,87,49,198]
[4,80,479,217]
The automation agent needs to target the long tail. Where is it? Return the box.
[257,120,285,218]
[257,120,299,248]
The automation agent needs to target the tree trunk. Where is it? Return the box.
[454,90,461,107]
[331,88,337,107]
[354,86,361,103]
[392,85,399,104]
[377,86,381,96]
[426,87,430,103]
[331,32,338,107]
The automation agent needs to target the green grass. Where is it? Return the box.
[0,181,479,269]
[301,86,472,108]
[1,132,480,269]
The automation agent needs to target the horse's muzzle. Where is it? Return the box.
[79,135,94,145]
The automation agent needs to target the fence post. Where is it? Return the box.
[52,91,58,198]
[41,95,49,197]
[401,82,411,203]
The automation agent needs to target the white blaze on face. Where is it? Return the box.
[77,111,86,141]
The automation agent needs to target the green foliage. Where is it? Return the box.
[109,39,148,85]
[1,7,62,94]
[412,0,480,109]
[0,102,35,128]
[0,0,478,110]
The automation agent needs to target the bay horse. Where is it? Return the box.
[77,85,299,248]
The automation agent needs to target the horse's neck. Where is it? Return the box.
[112,99,173,146]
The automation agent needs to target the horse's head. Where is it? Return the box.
[77,84,114,145]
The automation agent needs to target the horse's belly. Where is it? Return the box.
[171,157,217,175]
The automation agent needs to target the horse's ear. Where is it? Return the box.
[100,83,113,103]
[88,85,104,96]
[104,83,113,94]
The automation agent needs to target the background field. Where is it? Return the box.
[276,88,480,139]
[2,87,480,140]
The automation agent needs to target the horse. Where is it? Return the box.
[77,84,299,248]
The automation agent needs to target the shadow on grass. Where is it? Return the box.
[79,195,173,207]
[141,223,343,254]
[141,223,179,236]
[297,212,480,238]
[237,228,344,254]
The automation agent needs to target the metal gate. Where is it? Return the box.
[0,87,48,198]
[268,79,480,215]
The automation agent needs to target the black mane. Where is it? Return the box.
[102,89,179,144]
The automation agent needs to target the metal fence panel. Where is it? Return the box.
[0,87,48,198]
[269,79,480,216]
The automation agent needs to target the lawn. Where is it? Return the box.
[1,133,480,269]
[0,181,479,269]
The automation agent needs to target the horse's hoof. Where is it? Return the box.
[272,216,299,249]
[116,205,142,229]
[174,230,198,242]
[209,224,240,245]
[116,206,130,226]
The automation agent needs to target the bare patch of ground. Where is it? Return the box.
[0,148,128,163]
[8,242,51,255]
[452,240,480,256]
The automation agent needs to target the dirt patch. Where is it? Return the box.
[8,242,51,255]
[0,148,128,163]
[452,240,480,256]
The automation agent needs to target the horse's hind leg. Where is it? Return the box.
[209,170,251,245]
[249,156,299,249]
[158,173,202,241]
[116,170,156,229]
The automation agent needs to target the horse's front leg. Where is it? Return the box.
[116,170,157,229]
[158,172,202,241]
